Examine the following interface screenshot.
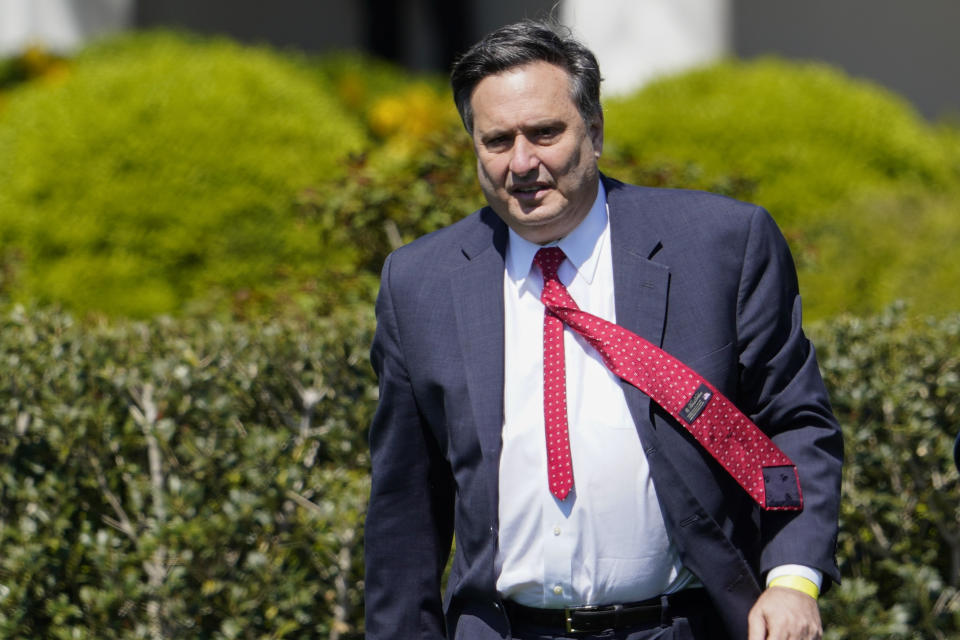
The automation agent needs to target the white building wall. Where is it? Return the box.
[0,0,132,55]
[562,0,730,97]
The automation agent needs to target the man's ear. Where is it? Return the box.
[589,115,604,158]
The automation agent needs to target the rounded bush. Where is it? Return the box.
[0,32,367,318]
[604,58,958,227]
[602,59,960,319]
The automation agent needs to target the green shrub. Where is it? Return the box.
[811,306,960,638]
[2,304,959,638]
[308,52,447,130]
[0,32,367,318]
[4,44,958,323]
[301,56,479,298]
[798,189,960,321]
[312,121,483,281]
[0,306,375,638]
[0,46,69,92]
[602,59,960,319]
[603,58,958,226]
[315,57,960,323]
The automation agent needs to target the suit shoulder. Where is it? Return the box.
[381,211,465,271]
[605,177,764,222]
[603,177,791,281]
[378,206,505,289]
[604,177,781,244]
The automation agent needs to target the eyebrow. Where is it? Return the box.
[478,119,566,142]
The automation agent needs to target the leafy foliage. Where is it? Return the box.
[0,32,367,318]
[601,59,960,319]
[1,37,960,639]
[0,306,375,638]
[299,57,482,308]
[2,305,959,637]
[0,46,69,91]
[2,42,959,322]
[811,307,960,639]
[603,58,959,225]
[311,127,482,283]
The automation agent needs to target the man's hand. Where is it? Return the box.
[747,586,822,640]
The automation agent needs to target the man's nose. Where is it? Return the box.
[508,136,540,176]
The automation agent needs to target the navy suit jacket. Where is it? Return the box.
[365,176,842,639]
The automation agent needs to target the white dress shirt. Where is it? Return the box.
[495,182,693,607]
[494,181,821,607]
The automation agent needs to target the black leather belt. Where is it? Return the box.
[504,589,710,634]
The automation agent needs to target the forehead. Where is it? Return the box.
[470,61,579,130]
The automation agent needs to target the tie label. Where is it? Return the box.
[680,384,713,424]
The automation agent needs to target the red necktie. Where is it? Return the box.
[541,260,574,500]
[534,247,802,511]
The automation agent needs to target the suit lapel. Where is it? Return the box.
[606,178,671,433]
[450,210,508,483]
[610,232,669,347]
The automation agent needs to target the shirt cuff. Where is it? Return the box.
[765,565,823,599]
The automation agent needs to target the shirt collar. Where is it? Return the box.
[505,179,608,288]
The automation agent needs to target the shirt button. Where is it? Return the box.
[553,526,561,536]
[553,585,563,596]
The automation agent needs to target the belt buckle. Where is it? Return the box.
[564,604,616,634]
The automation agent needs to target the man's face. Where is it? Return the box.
[469,61,604,245]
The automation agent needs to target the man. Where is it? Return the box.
[365,20,842,640]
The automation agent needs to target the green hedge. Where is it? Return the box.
[811,306,960,638]
[1,305,958,638]
[0,306,375,638]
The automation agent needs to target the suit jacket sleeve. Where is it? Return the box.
[364,251,454,640]
[736,207,842,585]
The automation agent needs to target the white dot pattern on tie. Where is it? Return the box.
[534,246,802,510]
[541,267,574,500]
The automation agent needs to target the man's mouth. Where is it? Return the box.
[511,184,549,198]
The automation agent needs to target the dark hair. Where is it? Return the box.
[450,20,602,134]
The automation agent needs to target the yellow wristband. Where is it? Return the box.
[768,575,820,600]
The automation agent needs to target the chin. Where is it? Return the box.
[511,198,559,218]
